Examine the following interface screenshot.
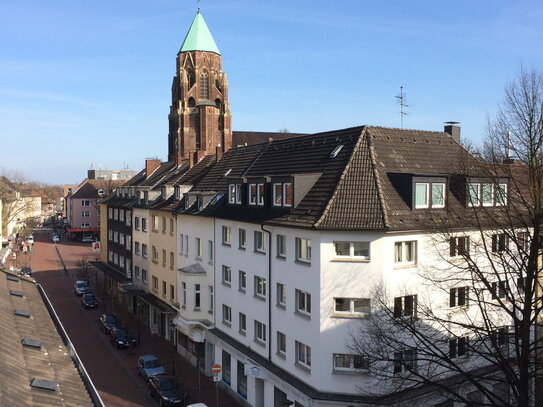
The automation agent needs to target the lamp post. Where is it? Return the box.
[170,322,176,376]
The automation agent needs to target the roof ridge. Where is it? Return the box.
[314,128,366,228]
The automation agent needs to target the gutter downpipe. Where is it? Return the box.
[261,224,273,362]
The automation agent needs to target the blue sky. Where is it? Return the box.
[1,1,542,184]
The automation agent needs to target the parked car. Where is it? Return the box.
[81,293,98,309]
[51,233,60,242]
[110,326,137,349]
[74,280,89,296]
[137,355,166,379]
[20,267,32,277]
[148,375,188,406]
[81,236,94,243]
[27,235,34,244]
[99,313,120,335]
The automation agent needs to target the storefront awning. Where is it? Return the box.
[89,261,130,283]
[138,293,177,314]
[172,315,212,343]
[118,283,145,294]
[67,228,100,233]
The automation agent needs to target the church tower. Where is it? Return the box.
[168,11,232,165]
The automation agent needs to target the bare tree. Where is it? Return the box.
[350,67,543,406]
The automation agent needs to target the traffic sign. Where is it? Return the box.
[212,364,221,374]
[213,374,220,382]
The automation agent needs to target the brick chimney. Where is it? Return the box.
[444,122,461,144]
[145,159,161,178]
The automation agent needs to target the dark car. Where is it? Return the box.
[81,293,98,309]
[20,267,32,277]
[74,280,89,296]
[148,375,188,406]
[99,313,120,335]
[110,326,137,349]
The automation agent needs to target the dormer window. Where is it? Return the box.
[415,181,445,209]
[467,181,507,207]
[273,182,293,208]
[249,183,265,206]
[130,187,135,197]
[197,195,203,210]
[175,187,181,200]
[161,187,167,199]
[144,191,149,204]
[228,184,242,204]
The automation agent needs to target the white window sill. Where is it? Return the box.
[331,312,369,319]
[253,338,266,347]
[295,362,311,372]
[332,369,370,376]
[254,294,266,301]
[394,263,417,270]
[331,257,370,263]
[295,310,311,320]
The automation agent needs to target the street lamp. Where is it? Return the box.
[170,322,176,376]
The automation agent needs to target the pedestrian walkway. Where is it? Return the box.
[54,241,240,407]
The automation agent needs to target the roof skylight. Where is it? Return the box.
[329,144,344,158]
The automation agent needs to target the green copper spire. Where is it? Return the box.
[179,11,220,55]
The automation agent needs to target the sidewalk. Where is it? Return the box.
[55,242,240,407]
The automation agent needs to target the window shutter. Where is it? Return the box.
[394,297,402,318]
[449,238,456,257]
[449,289,456,307]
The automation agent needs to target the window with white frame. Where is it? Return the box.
[228,184,242,204]
[492,233,508,253]
[142,244,148,258]
[108,229,113,241]
[141,269,148,284]
[239,312,246,334]
[119,233,125,245]
[134,216,140,230]
[277,331,286,355]
[491,281,507,299]
[181,282,187,307]
[119,256,125,268]
[114,231,119,242]
[449,337,469,359]
[222,226,231,245]
[239,270,246,291]
[334,297,370,316]
[394,295,417,318]
[295,238,311,262]
[195,237,202,258]
[334,241,370,260]
[194,284,201,309]
[161,217,166,233]
[119,209,125,222]
[295,341,311,367]
[222,265,232,284]
[169,218,174,235]
[468,182,508,207]
[126,213,131,227]
[142,218,147,232]
[254,231,265,252]
[113,253,119,265]
[152,215,158,231]
[135,242,140,255]
[152,276,158,290]
[108,250,113,262]
[277,283,286,306]
[238,228,246,249]
[222,304,232,324]
[81,210,90,217]
[82,200,90,207]
[114,208,118,220]
[208,240,214,262]
[152,246,158,262]
[135,266,140,280]
[414,181,446,209]
[273,183,283,206]
[394,349,417,374]
[450,287,469,307]
[249,183,265,206]
[81,221,90,228]
[277,234,286,257]
[126,235,131,250]
[169,251,174,269]
[254,276,266,297]
[208,286,213,312]
[108,208,113,219]
[254,320,266,343]
[295,289,311,315]
[333,354,370,371]
[450,236,470,257]
[394,241,416,264]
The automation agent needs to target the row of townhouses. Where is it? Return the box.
[97,11,528,407]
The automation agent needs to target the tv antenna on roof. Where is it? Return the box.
[395,86,409,128]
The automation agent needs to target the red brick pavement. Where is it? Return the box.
[27,230,240,407]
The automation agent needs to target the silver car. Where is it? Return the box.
[137,355,166,379]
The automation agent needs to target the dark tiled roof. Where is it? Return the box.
[139,162,176,187]
[71,179,125,199]
[232,131,306,146]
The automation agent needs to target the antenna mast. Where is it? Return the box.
[395,86,409,128]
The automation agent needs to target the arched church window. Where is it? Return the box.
[188,97,196,107]
[200,71,209,100]
[186,69,195,88]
